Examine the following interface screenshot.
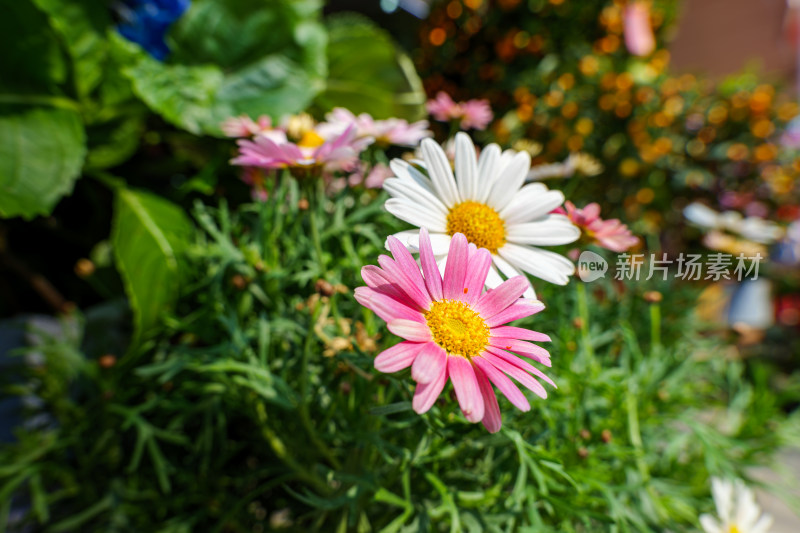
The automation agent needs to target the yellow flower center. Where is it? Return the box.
[297,130,325,149]
[728,527,740,533]
[446,201,506,253]
[424,299,489,358]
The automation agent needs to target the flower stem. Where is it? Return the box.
[575,283,597,373]
[298,298,342,470]
[254,401,331,495]
[307,181,327,273]
[649,301,661,354]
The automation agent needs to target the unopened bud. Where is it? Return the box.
[643,290,662,303]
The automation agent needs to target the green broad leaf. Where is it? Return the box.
[30,0,110,98]
[85,115,146,170]
[0,107,86,219]
[168,0,326,78]
[314,13,426,121]
[117,0,326,136]
[125,54,319,136]
[112,188,194,345]
[0,0,66,93]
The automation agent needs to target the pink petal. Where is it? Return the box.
[489,338,551,366]
[374,342,425,373]
[386,235,431,304]
[442,233,469,300]
[474,276,530,318]
[474,367,502,433]
[378,255,431,311]
[490,326,551,343]
[358,288,425,324]
[447,356,485,423]
[387,319,432,342]
[361,265,416,308]
[419,228,443,301]
[463,247,492,305]
[412,365,448,414]
[472,356,530,412]
[485,346,556,387]
[485,299,545,327]
[411,342,447,384]
[481,349,549,399]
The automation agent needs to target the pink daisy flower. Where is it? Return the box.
[316,108,432,147]
[426,92,493,131]
[220,114,274,138]
[355,228,555,433]
[623,2,656,57]
[231,125,367,175]
[557,202,639,252]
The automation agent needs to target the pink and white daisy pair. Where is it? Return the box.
[384,133,580,298]
[356,229,555,433]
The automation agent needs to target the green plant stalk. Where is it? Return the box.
[650,301,661,354]
[575,283,598,374]
[299,298,342,470]
[308,180,327,274]
[255,402,331,496]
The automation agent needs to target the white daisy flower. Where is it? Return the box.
[384,133,580,298]
[700,478,773,533]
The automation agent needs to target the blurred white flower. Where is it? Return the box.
[684,203,783,244]
[700,478,773,533]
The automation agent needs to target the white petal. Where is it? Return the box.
[491,254,536,298]
[495,150,517,177]
[506,215,581,245]
[486,151,531,211]
[711,478,734,523]
[751,514,774,533]
[383,177,449,217]
[390,158,434,194]
[455,133,479,201]
[484,264,504,289]
[405,232,452,255]
[699,514,721,533]
[476,143,501,203]
[421,138,460,208]
[500,186,566,225]
[389,230,423,250]
[733,481,759,529]
[498,243,575,285]
[385,199,447,233]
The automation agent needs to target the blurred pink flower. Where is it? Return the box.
[623,2,656,56]
[316,108,431,147]
[220,114,273,138]
[231,125,365,175]
[426,91,493,130]
[364,163,394,188]
[557,201,639,252]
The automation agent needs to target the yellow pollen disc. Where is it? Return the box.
[446,201,506,253]
[728,527,740,533]
[424,299,490,358]
[297,130,325,149]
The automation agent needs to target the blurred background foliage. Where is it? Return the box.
[1,0,799,531]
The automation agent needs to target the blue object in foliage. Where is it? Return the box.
[116,0,191,60]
